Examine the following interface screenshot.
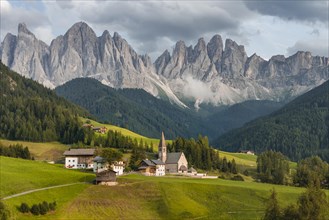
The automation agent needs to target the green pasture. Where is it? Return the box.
[0,139,68,161]
[58,174,320,220]
[81,117,170,147]
[0,156,94,198]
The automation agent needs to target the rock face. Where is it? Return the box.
[0,22,187,107]
[155,35,329,105]
[1,22,328,107]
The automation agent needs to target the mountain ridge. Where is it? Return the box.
[1,22,328,107]
[213,80,329,161]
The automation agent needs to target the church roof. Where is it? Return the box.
[141,159,155,166]
[166,152,183,164]
[151,159,165,165]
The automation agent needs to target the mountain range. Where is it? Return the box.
[214,80,329,161]
[1,22,328,108]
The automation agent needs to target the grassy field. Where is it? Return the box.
[57,174,327,220]
[0,139,68,161]
[2,158,328,220]
[80,117,169,147]
[217,151,257,167]
[0,156,94,198]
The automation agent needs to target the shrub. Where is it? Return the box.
[39,203,47,215]
[30,204,40,215]
[49,201,56,211]
[19,203,30,213]
[42,201,49,212]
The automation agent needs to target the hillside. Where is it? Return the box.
[0,156,93,198]
[0,62,89,144]
[4,173,318,220]
[214,80,329,161]
[56,78,282,140]
[55,78,205,139]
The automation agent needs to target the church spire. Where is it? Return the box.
[158,131,167,163]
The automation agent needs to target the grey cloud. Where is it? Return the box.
[287,40,329,57]
[0,1,49,41]
[56,0,74,9]
[245,1,328,23]
[79,2,247,47]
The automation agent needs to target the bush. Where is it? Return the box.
[49,201,56,211]
[19,203,30,213]
[30,204,40,215]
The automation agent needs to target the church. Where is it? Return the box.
[158,132,188,174]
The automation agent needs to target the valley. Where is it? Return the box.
[0,3,328,218]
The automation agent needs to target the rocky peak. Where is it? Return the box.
[18,23,34,36]
[207,34,223,63]
[195,38,206,52]
[154,50,171,75]
[221,39,248,78]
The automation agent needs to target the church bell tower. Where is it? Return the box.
[158,131,167,163]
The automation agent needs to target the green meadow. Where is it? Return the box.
[0,156,93,198]
[2,156,327,220]
[51,175,318,220]
[80,117,171,147]
[0,139,68,161]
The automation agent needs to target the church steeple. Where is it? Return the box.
[158,131,167,163]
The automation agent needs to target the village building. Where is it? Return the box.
[138,159,166,176]
[111,161,125,176]
[92,127,107,134]
[239,150,255,155]
[158,132,188,174]
[95,170,117,185]
[63,148,95,169]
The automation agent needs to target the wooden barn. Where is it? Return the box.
[95,170,117,185]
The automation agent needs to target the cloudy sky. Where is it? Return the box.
[1,0,328,61]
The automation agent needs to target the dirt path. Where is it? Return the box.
[1,182,86,200]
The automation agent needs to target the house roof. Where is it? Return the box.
[151,159,165,165]
[64,148,95,156]
[166,152,183,164]
[141,159,155,167]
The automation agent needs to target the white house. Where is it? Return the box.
[111,161,125,176]
[63,149,95,169]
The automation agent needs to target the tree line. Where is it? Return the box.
[257,150,329,189]
[263,186,329,220]
[0,143,32,160]
[169,135,238,173]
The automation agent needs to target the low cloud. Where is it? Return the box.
[287,40,329,57]
[182,75,214,109]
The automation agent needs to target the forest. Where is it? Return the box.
[215,80,329,162]
[0,63,89,144]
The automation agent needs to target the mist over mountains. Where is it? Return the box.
[1,22,328,108]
